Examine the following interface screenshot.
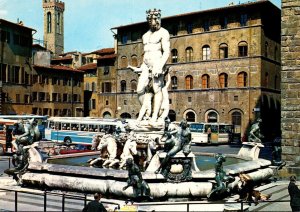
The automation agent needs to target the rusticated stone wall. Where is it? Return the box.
[281,0,300,162]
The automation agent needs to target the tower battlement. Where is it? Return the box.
[42,0,65,11]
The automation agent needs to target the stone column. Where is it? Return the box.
[281,0,300,162]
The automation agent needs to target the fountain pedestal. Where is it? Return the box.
[238,142,264,160]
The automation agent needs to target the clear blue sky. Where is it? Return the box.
[0,0,280,53]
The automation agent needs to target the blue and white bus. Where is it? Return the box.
[45,117,127,145]
[190,122,233,144]
[0,115,48,138]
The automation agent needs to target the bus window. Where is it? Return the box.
[190,123,204,133]
[55,123,61,130]
[219,125,226,133]
[71,124,78,131]
[210,125,218,133]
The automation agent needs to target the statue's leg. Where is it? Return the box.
[151,76,163,122]
[137,66,150,105]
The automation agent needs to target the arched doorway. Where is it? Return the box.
[185,111,195,122]
[120,112,131,119]
[231,111,242,142]
[103,111,111,118]
[168,110,176,122]
[207,111,218,123]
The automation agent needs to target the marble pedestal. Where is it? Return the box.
[238,142,264,160]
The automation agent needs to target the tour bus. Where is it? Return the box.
[0,115,48,139]
[189,122,233,145]
[0,118,18,155]
[45,117,127,145]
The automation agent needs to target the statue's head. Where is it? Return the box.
[146,8,161,32]
[215,153,226,163]
[180,119,188,129]
[126,158,134,167]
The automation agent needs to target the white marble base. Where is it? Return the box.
[238,142,264,160]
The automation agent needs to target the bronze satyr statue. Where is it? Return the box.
[123,158,151,201]
[155,119,191,175]
[248,118,264,143]
[207,153,234,200]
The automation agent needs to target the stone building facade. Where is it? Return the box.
[281,0,300,162]
[42,0,65,56]
[32,64,84,117]
[111,0,281,141]
[96,48,117,118]
[0,19,35,115]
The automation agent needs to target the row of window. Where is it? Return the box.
[120,41,249,68]
[1,92,80,104]
[31,92,81,103]
[32,107,71,117]
[116,71,278,92]
[120,41,278,68]
[120,14,249,44]
[32,75,81,87]
[0,30,31,47]
[173,72,277,89]
[0,64,82,86]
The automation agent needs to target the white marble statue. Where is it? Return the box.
[119,132,138,169]
[128,8,170,125]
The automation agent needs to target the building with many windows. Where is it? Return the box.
[0,19,35,115]
[111,0,281,141]
[0,18,84,116]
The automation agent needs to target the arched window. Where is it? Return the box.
[171,49,178,63]
[171,76,178,89]
[131,55,138,67]
[219,73,228,88]
[57,12,61,34]
[237,72,247,87]
[207,111,218,123]
[185,47,193,62]
[201,74,210,89]
[120,113,131,119]
[168,110,176,122]
[265,42,268,57]
[120,56,128,69]
[274,46,278,61]
[47,12,52,33]
[103,111,111,118]
[131,80,137,92]
[185,75,193,89]
[186,111,196,122]
[264,72,269,87]
[219,43,228,59]
[274,75,278,89]
[238,41,248,57]
[202,45,211,60]
[120,80,126,92]
[91,82,96,92]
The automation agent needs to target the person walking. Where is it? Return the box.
[288,175,300,212]
[82,193,107,212]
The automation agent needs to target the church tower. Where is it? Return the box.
[42,0,65,56]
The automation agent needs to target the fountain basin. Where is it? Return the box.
[21,154,274,200]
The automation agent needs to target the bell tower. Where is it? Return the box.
[42,0,65,56]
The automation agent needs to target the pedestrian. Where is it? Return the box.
[82,193,107,212]
[288,175,300,212]
[207,127,212,143]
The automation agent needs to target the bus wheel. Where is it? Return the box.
[64,137,72,145]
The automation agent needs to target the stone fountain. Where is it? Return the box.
[7,8,280,201]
